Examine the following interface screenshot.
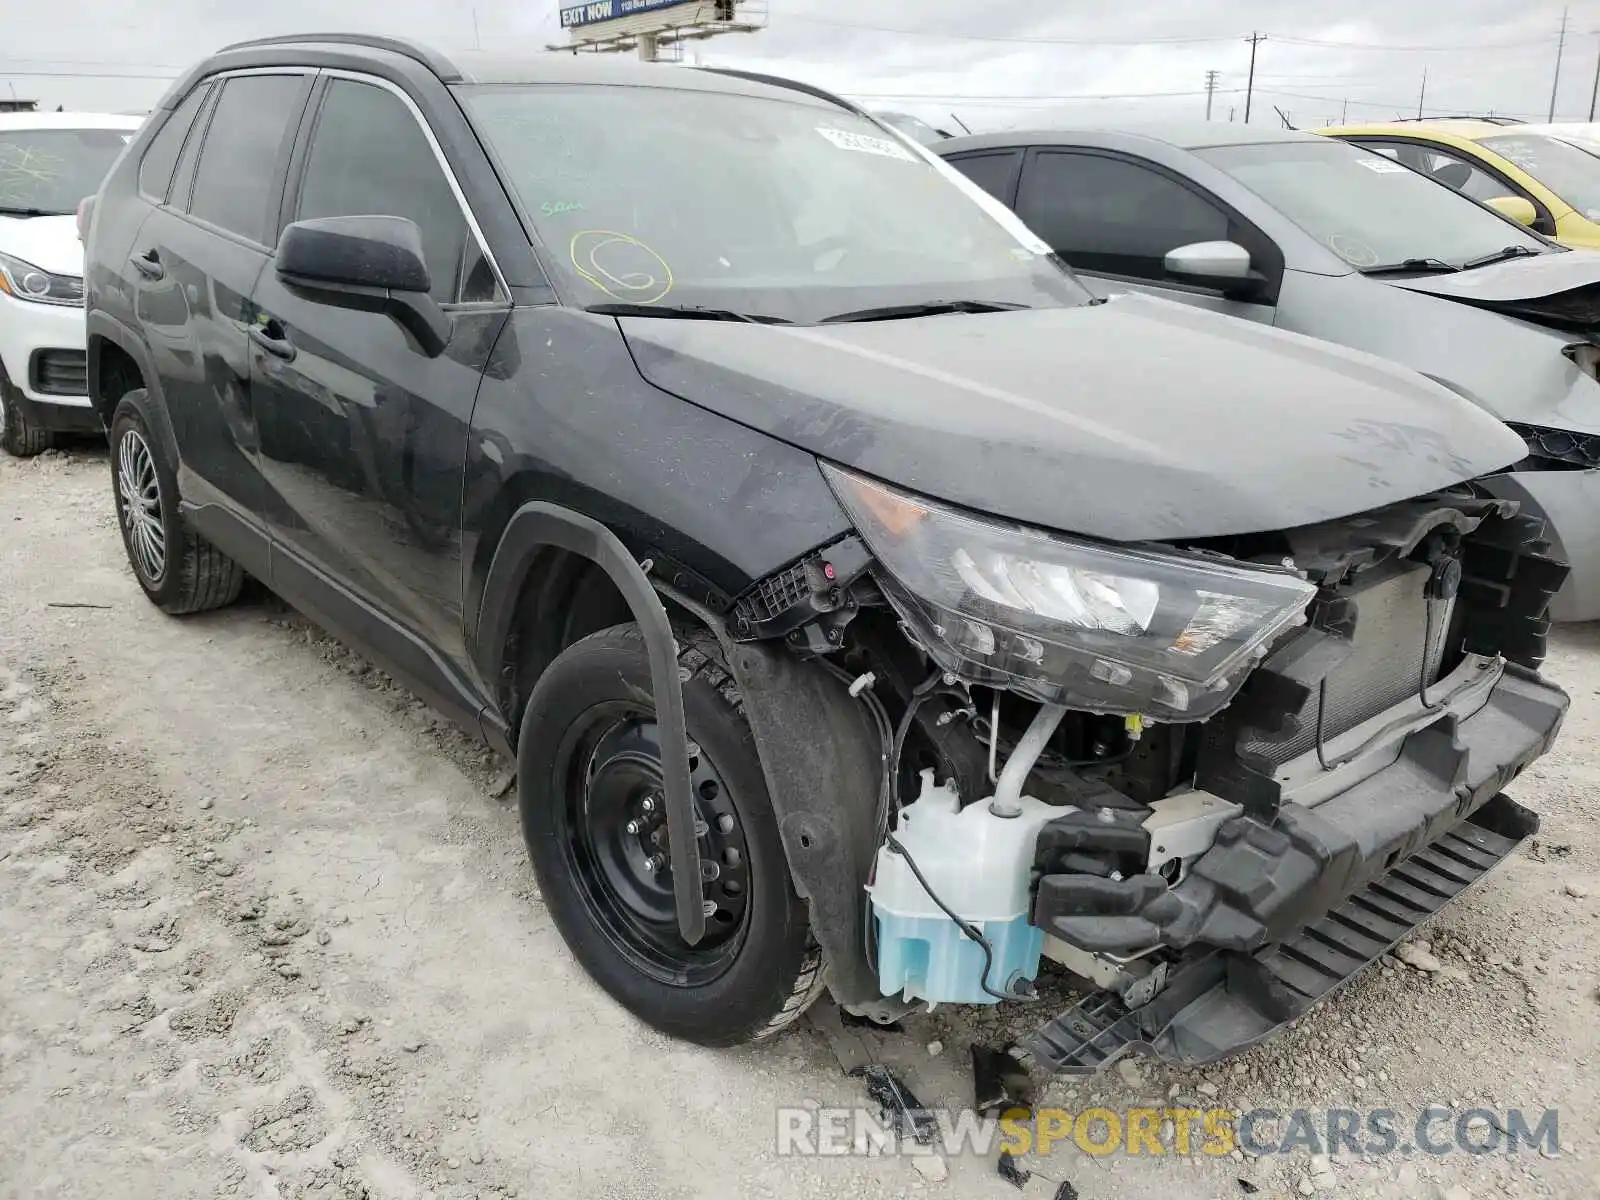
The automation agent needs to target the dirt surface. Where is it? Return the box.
[2,445,1597,1200]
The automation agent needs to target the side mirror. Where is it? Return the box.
[275,216,451,357]
[1486,195,1538,227]
[1163,240,1262,296]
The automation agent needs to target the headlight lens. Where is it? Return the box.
[0,252,84,306]
[824,464,1316,721]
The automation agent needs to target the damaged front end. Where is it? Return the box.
[737,466,1569,1072]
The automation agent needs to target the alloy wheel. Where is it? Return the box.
[117,428,166,584]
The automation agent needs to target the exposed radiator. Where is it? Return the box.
[1241,560,1453,765]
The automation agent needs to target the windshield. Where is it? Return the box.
[1479,133,1600,220]
[1197,139,1548,270]
[0,128,133,215]
[460,83,1085,323]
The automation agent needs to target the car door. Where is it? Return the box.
[248,72,511,685]
[1012,148,1280,324]
[127,70,313,568]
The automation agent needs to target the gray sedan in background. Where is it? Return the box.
[937,123,1600,622]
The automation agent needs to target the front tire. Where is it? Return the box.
[0,372,55,458]
[518,624,824,1046]
[110,391,243,614]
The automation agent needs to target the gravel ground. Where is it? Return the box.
[1,444,1596,1200]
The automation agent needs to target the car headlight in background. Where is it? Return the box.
[823,464,1317,722]
[0,252,84,306]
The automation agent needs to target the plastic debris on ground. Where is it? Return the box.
[846,1063,937,1144]
[972,1043,1037,1115]
[997,1149,1030,1188]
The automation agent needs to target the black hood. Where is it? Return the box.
[1383,250,1600,332]
[619,295,1523,542]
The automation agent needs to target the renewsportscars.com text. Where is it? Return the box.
[776,1104,1561,1159]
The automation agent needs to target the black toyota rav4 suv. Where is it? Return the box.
[83,34,1568,1072]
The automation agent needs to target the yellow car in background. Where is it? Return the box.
[1317,120,1600,249]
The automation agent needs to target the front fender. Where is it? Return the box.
[480,500,707,946]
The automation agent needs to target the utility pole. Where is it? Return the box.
[1589,31,1599,121]
[1418,66,1428,119]
[1244,32,1265,123]
[1342,97,1349,123]
[1205,69,1220,120]
[1549,6,1569,121]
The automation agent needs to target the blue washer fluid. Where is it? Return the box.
[868,771,1070,1006]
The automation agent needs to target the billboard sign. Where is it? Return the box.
[559,0,697,29]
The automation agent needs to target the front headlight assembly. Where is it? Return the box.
[0,252,84,306]
[824,464,1316,722]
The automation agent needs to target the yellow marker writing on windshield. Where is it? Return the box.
[569,229,674,305]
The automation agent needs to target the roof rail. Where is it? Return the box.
[1389,115,1523,125]
[217,33,461,81]
[696,67,863,117]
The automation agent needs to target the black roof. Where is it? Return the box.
[186,33,854,110]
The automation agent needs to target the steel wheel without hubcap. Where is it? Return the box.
[116,428,166,584]
[557,705,753,986]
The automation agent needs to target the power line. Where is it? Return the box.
[775,13,1236,46]
[1549,7,1569,120]
[0,56,189,69]
[0,67,179,79]
[774,11,1561,53]
[843,87,1231,105]
[1254,87,1550,120]
[1269,33,1560,52]
[1244,31,1264,123]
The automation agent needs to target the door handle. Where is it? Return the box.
[129,249,164,280]
[249,323,297,362]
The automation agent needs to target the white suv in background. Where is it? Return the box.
[0,112,142,456]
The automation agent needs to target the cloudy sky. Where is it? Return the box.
[3,0,1596,132]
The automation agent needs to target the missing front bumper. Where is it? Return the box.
[1022,657,1566,1074]
[1023,791,1538,1074]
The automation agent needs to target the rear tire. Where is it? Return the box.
[0,372,55,458]
[518,623,825,1047]
[110,390,243,614]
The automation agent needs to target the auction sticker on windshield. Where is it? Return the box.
[1356,158,1408,173]
[816,126,919,162]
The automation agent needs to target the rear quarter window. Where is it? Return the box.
[138,83,210,203]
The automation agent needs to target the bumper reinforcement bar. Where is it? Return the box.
[1021,792,1537,1074]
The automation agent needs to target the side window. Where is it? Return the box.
[138,83,210,203]
[1354,140,1516,202]
[168,86,216,212]
[294,79,497,304]
[1417,148,1516,203]
[1017,151,1229,282]
[947,151,1021,204]
[189,74,306,243]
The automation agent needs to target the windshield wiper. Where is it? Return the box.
[1358,257,1461,276]
[584,302,792,325]
[1461,244,1543,270]
[819,299,1031,324]
[0,205,63,218]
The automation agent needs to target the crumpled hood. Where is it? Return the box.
[1380,249,1600,312]
[0,214,83,276]
[620,293,1524,542]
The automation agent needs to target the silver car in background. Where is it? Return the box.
[938,122,1600,621]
